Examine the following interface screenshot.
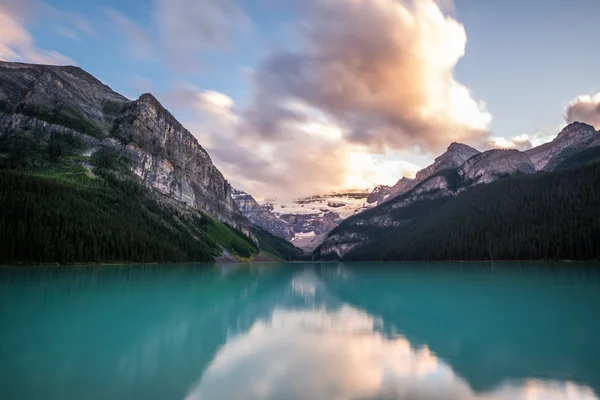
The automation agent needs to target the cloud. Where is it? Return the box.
[171,0,498,198]
[104,8,154,59]
[173,82,424,198]
[488,122,571,151]
[155,0,252,69]
[0,0,76,65]
[62,11,95,37]
[243,0,492,154]
[488,134,534,151]
[174,84,351,198]
[566,92,600,129]
[52,11,96,42]
[54,26,82,42]
[185,305,598,400]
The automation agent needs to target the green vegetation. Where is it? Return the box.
[0,130,303,264]
[555,145,600,170]
[16,102,104,138]
[101,99,125,116]
[251,226,307,261]
[336,163,600,261]
[90,147,130,173]
[0,130,86,170]
[0,168,217,264]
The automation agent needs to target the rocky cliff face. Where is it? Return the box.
[318,146,536,259]
[366,142,481,206]
[458,149,535,186]
[0,61,252,237]
[416,142,481,181]
[231,188,294,240]
[525,122,598,170]
[231,189,371,250]
[366,184,391,204]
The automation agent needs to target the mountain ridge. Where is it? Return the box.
[0,61,304,263]
[316,121,600,260]
[0,61,250,236]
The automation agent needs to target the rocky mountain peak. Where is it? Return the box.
[525,121,599,170]
[366,185,391,204]
[366,142,481,206]
[459,149,535,185]
[416,142,480,181]
[435,142,480,163]
[556,122,596,140]
[0,61,252,240]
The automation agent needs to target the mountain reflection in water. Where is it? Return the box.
[187,268,598,400]
[1,263,599,400]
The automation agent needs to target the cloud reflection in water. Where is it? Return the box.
[186,274,598,400]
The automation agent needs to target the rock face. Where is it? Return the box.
[231,188,294,240]
[232,189,371,250]
[416,142,481,181]
[458,149,535,186]
[317,146,537,260]
[366,142,481,206]
[0,61,252,237]
[525,122,598,170]
[366,184,391,204]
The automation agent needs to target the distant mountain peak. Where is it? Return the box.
[556,121,596,140]
[438,142,480,161]
[447,141,478,151]
[526,121,599,170]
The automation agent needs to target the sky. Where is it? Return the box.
[1,0,600,199]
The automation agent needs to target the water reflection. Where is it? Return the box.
[187,269,598,400]
[1,264,599,399]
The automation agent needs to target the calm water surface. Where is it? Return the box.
[1,262,599,400]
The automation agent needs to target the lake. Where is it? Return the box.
[1,262,599,399]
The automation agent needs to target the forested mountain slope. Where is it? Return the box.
[317,162,600,261]
[0,61,303,264]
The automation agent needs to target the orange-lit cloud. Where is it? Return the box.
[244,0,492,154]
[566,92,600,129]
[174,84,353,198]
[172,0,496,198]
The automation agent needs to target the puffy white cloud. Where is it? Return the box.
[488,134,534,150]
[173,84,421,198]
[0,0,75,65]
[243,0,492,154]
[174,85,350,198]
[166,0,501,198]
[488,123,568,151]
[566,92,600,129]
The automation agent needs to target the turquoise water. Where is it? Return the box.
[1,263,599,400]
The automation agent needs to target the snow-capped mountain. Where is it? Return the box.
[232,189,372,250]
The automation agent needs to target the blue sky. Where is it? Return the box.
[453,0,600,138]
[2,0,600,197]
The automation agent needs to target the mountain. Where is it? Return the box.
[231,188,294,240]
[366,142,480,205]
[0,62,249,234]
[232,189,372,250]
[0,61,301,263]
[525,122,598,170]
[316,122,600,260]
